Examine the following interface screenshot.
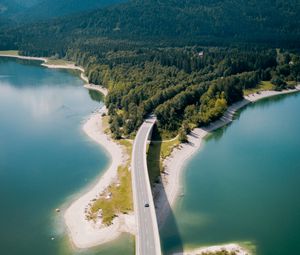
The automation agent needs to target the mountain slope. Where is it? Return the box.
[0,0,127,23]
[12,0,300,47]
[1,0,300,52]
[0,0,24,16]
[19,0,128,21]
[82,0,300,43]
[1,0,299,139]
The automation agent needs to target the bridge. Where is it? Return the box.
[131,117,162,255]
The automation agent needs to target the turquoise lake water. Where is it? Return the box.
[161,93,300,255]
[0,57,134,255]
[1,57,300,255]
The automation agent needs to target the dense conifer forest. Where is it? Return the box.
[1,0,299,137]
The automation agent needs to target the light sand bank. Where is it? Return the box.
[84,84,108,97]
[64,107,135,248]
[0,53,127,248]
[173,243,249,255]
[0,53,47,62]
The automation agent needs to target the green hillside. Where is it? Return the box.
[0,0,299,138]
[0,0,127,23]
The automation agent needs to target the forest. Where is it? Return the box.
[61,45,300,138]
[0,0,299,138]
[1,0,300,49]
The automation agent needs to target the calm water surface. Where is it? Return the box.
[2,57,299,255]
[161,93,300,255]
[0,57,134,255]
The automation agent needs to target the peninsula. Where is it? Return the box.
[0,0,299,254]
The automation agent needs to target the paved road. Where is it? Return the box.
[132,117,161,255]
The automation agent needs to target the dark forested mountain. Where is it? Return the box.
[85,0,299,45]
[20,0,128,21]
[2,0,300,50]
[0,0,26,17]
[0,0,299,138]
[0,0,127,23]
[6,0,300,46]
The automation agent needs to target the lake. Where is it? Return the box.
[0,57,134,255]
[161,92,300,255]
[2,56,299,255]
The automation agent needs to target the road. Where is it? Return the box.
[131,117,161,255]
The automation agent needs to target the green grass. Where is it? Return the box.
[287,80,297,86]
[102,115,110,134]
[0,50,19,56]
[87,139,133,225]
[160,137,180,159]
[147,126,180,185]
[158,129,178,140]
[118,139,133,156]
[88,164,133,225]
[87,121,180,223]
[244,81,274,96]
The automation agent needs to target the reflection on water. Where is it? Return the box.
[0,82,65,117]
[0,57,133,255]
[89,90,104,103]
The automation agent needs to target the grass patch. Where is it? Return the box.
[87,163,133,225]
[102,115,110,134]
[244,81,274,96]
[118,139,132,156]
[158,129,178,140]
[147,125,180,185]
[86,136,133,226]
[160,137,180,159]
[0,50,19,56]
[287,80,297,86]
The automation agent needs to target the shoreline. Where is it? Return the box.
[0,53,108,97]
[0,53,130,248]
[64,108,135,248]
[174,243,250,255]
[156,85,300,225]
[154,85,300,254]
[2,53,300,253]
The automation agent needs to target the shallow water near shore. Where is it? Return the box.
[0,57,133,255]
[161,93,300,255]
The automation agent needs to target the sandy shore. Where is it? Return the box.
[0,53,127,248]
[173,243,249,255]
[155,85,300,225]
[0,53,108,96]
[2,51,299,252]
[84,84,108,97]
[154,85,300,223]
[64,107,135,248]
[0,53,47,62]
[154,85,300,255]
[153,86,299,254]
